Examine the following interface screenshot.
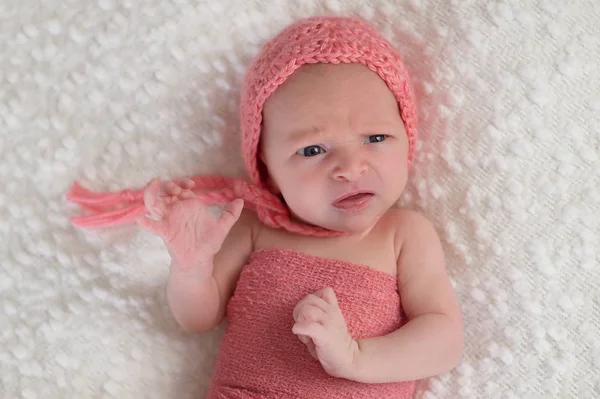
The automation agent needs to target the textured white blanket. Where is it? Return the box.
[2,0,599,398]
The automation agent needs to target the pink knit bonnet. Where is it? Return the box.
[67,16,418,237]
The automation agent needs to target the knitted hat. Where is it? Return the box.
[67,16,418,237]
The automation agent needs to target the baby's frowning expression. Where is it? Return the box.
[260,63,409,234]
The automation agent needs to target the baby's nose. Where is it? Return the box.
[331,151,367,182]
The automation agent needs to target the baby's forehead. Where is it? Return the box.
[261,63,402,137]
[265,63,397,110]
[274,62,384,91]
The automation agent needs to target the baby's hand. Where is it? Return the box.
[136,178,243,275]
[292,287,358,379]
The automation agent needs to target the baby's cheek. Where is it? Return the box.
[289,172,323,196]
[381,155,408,182]
[278,169,328,217]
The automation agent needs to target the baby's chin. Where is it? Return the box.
[290,208,389,235]
[328,213,386,235]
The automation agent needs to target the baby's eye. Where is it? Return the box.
[365,134,387,143]
[297,145,325,157]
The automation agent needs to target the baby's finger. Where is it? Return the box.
[293,296,313,321]
[293,294,329,321]
[163,181,183,196]
[219,198,244,223]
[292,321,328,347]
[215,198,244,234]
[297,334,310,345]
[305,338,318,359]
[165,196,177,204]
[178,178,195,190]
[180,190,196,200]
[144,178,165,218]
[297,304,328,324]
[315,287,339,307]
[296,334,318,359]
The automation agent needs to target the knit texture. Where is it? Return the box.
[208,248,415,398]
[65,15,417,237]
[2,1,600,398]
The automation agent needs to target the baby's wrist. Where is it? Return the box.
[339,339,366,382]
[169,258,214,280]
[331,339,363,382]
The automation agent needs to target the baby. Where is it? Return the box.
[68,16,463,398]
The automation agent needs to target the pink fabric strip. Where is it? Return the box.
[66,176,273,228]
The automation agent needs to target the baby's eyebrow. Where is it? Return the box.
[285,126,326,144]
[287,123,402,144]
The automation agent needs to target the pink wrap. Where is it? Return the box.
[207,248,415,398]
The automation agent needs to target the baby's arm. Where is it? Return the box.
[136,178,255,334]
[166,209,255,333]
[348,210,463,383]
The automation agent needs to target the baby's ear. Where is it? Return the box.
[266,176,281,194]
[257,157,281,194]
[264,168,281,194]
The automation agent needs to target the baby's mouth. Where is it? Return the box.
[332,192,374,210]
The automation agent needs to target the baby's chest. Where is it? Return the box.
[229,248,404,339]
[257,235,398,277]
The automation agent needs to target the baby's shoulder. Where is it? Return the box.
[237,207,262,239]
[384,206,433,230]
[382,207,438,251]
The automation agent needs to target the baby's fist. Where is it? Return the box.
[292,287,358,379]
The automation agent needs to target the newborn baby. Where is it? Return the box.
[68,16,463,399]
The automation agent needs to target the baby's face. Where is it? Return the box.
[260,63,409,234]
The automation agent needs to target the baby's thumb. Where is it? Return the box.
[217,198,244,234]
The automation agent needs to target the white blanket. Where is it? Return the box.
[2,1,599,398]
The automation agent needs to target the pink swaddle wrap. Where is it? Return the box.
[207,248,415,398]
